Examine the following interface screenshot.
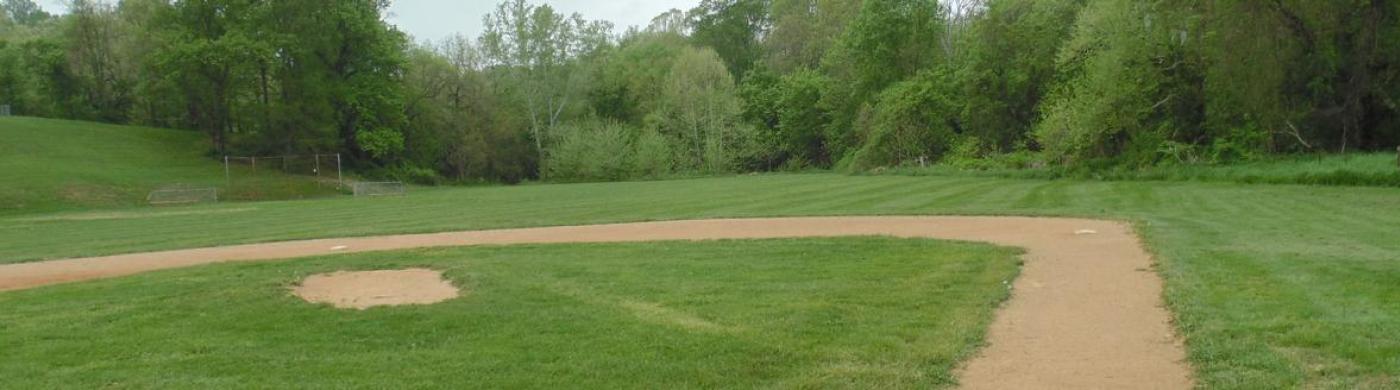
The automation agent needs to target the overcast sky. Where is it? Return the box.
[33,0,700,44]
[387,1,700,44]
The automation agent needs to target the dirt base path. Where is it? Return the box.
[0,216,1190,388]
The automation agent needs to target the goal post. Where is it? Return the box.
[224,154,343,187]
[352,181,406,197]
[222,154,345,201]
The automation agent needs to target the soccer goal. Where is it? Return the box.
[352,181,406,197]
[221,154,346,201]
[224,154,343,188]
[147,185,218,206]
[0,104,11,116]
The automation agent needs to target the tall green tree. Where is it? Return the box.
[764,0,862,73]
[956,0,1085,150]
[1,0,49,26]
[65,0,134,122]
[156,0,261,154]
[651,46,752,172]
[295,0,408,162]
[479,0,613,171]
[820,0,947,160]
[687,0,770,80]
[1203,0,1400,153]
[589,32,687,124]
[1034,1,1204,165]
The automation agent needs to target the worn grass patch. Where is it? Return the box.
[0,237,1019,389]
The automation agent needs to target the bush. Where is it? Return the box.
[848,68,959,171]
[545,121,674,182]
[367,164,442,186]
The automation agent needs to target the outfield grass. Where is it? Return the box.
[0,238,1019,388]
[0,117,339,213]
[890,152,1400,187]
[2,173,1398,388]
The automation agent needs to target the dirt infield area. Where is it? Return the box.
[0,216,1191,389]
[292,268,460,309]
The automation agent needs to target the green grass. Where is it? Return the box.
[3,173,1398,388]
[0,238,1019,389]
[3,116,1399,387]
[888,152,1400,187]
[0,116,339,214]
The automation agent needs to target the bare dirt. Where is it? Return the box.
[0,216,1192,389]
[292,268,459,309]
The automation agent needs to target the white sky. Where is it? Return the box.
[387,1,700,44]
[33,0,701,43]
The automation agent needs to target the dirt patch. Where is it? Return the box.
[292,268,459,309]
[0,216,1192,389]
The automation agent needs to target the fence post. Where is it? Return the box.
[1395,146,1399,169]
[224,156,230,186]
[336,153,343,189]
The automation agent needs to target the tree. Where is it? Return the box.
[155,0,260,154]
[646,8,689,35]
[590,32,686,124]
[65,0,134,122]
[850,68,959,169]
[775,69,834,166]
[828,0,945,99]
[479,0,613,173]
[651,47,751,172]
[2,0,49,26]
[401,37,533,183]
[687,0,770,80]
[1034,1,1204,165]
[819,0,947,160]
[296,0,409,162]
[764,0,862,73]
[1203,0,1400,153]
[956,0,1085,150]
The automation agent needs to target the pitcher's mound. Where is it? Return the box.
[293,268,459,309]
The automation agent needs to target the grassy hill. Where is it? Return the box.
[0,117,336,214]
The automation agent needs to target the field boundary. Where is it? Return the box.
[0,216,1191,389]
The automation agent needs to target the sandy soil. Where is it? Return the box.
[292,268,459,309]
[0,216,1191,389]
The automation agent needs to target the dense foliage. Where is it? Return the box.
[2,0,1398,182]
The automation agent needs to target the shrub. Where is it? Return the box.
[545,121,676,182]
[369,164,442,186]
[848,68,959,170]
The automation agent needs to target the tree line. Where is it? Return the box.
[2,0,1398,183]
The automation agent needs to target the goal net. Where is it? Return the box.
[222,154,344,201]
[224,154,341,182]
[147,185,218,206]
[352,181,406,197]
